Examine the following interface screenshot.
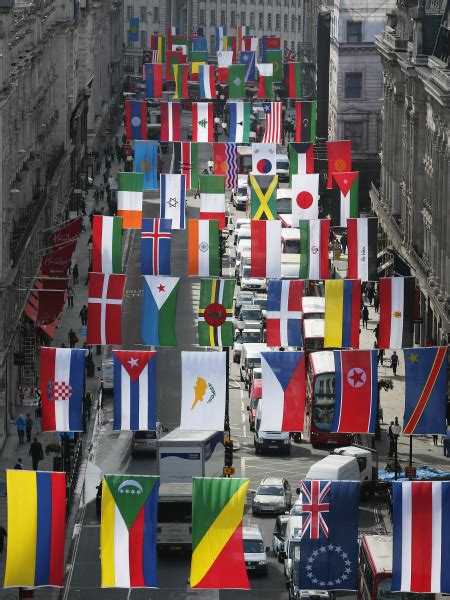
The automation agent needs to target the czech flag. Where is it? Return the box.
[125,100,147,141]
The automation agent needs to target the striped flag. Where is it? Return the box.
[188,220,220,276]
[117,172,144,229]
[266,280,304,347]
[250,220,282,278]
[173,63,189,99]
[237,25,250,50]
[173,142,199,190]
[160,174,186,229]
[299,219,330,280]
[257,63,274,98]
[285,62,302,97]
[192,102,214,142]
[378,277,415,349]
[327,140,352,188]
[217,50,234,82]
[160,102,181,142]
[288,142,315,177]
[291,173,320,221]
[333,172,359,226]
[324,279,361,349]
[198,65,217,99]
[141,276,179,346]
[143,63,163,98]
[215,26,227,51]
[262,101,282,144]
[199,175,226,228]
[249,174,278,220]
[92,215,122,274]
[242,36,258,52]
[347,217,378,282]
[198,278,235,347]
[150,34,165,62]
[295,101,317,143]
[225,142,238,189]
[141,218,172,275]
[228,102,250,143]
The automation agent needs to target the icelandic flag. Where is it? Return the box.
[112,350,156,431]
[392,481,450,593]
[266,280,303,348]
[125,100,147,141]
[141,218,172,275]
[260,351,306,432]
[40,347,85,432]
[240,51,256,82]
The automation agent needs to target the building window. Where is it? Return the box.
[140,6,146,22]
[345,72,363,98]
[298,16,302,31]
[210,34,215,49]
[284,0,288,5]
[200,9,205,25]
[210,10,216,25]
[221,10,226,25]
[231,11,236,26]
[259,0,264,5]
[291,16,296,31]
[140,31,147,48]
[241,12,245,25]
[276,14,280,29]
[126,5,133,19]
[276,0,281,5]
[343,121,364,150]
[259,12,264,28]
[347,21,362,43]
[153,7,159,22]
[267,13,272,29]
[250,12,255,27]
[284,40,288,49]
[283,14,287,31]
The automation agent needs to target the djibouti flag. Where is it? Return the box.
[198,278,235,347]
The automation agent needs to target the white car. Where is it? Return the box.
[232,178,249,210]
[241,265,267,291]
[236,305,263,330]
[243,526,268,575]
[233,329,263,362]
[233,218,251,245]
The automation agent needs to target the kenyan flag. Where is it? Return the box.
[198,278,235,347]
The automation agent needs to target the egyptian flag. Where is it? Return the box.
[333,172,359,226]
[288,143,315,179]
[160,102,181,142]
[295,102,317,143]
[143,63,163,99]
[173,142,198,190]
[285,63,302,98]
[347,218,378,282]
[173,63,189,99]
[250,220,282,278]
[327,140,352,188]
[257,63,274,99]
[125,100,147,141]
[378,277,415,349]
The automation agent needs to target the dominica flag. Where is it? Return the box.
[188,220,220,276]
[228,64,246,99]
[117,172,144,229]
[249,173,278,220]
[190,477,250,589]
[333,171,359,227]
[265,48,282,82]
[100,475,159,588]
[285,62,302,98]
[172,63,189,99]
[257,63,274,99]
[173,142,199,190]
[198,278,235,347]
[295,101,317,143]
[92,215,122,274]
[299,219,330,280]
[228,102,251,143]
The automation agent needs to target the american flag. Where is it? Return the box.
[299,480,331,539]
[284,48,297,63]
[262,102,282,144]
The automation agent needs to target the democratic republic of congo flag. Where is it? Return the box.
[190,477,250,589]
[198,278,235,347]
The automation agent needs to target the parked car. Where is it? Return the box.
[272,515,290,562]
[251,476,292,515]
[236,305,263,330]
[233,218,251,245]
[234,291,255,317]
[233,329,263,363]
[276,155,290,182]
[232,177,249,210]
[252,295,267,319]
[241,265,267,292]
[243,526,269,575]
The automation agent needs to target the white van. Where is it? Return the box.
[304,454,361,481]
[276,155,290,182]
[243,526,268,575]
[101,358,114,390]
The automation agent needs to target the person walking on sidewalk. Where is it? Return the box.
[35,402,42,433]
[390,351,399,375]
[25,412,33,442]
[79,305,88,326]
[362,305,369,329]
[14,457,23,469]
[68,328,79,348]
[29,437,44,470]
[16,414,25,444]
[72,264,79,284]
[340,231,347,254]
[377,349,385,366]
[432,434,438,446]
[374,291,380,313]
[388,421,395,457]
[67,284,75,308]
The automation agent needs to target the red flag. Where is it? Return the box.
[49,218,81,248]
[213,143,227,175]
[327,140,352,188]
[160,102,181,142]
[41,240,77,277]
[87,273,126,345]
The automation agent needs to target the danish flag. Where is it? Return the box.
[299,480,331,539]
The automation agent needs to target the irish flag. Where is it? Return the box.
[187,220,220,276]
[92,216,122,274]
[299,219,330,280]
[199,175,226,228]
[192,102,214,142]
[117,172,144,229]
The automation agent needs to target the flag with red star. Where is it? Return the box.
[141,276,179,346]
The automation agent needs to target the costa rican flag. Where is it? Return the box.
[266,280,303,347]
[298,480,331,539]
[141,218,172,275]
[262,102,282,144]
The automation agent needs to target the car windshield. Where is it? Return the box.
[244,539,264,553]
[277,160,289,170]
[238,187,246,195]
[278,521,288,538]
[277,198,292,214]
[242,309,261,320]
[312,374,335,431]
[253,370,262,379]
[247,358,261,368]
[242,266,252,277]
[254,299,267,310]
[242,331,261,342]
[258,485,284,496]
[290,503,303,516]
[237,293,253,304]
[134,431,156,439]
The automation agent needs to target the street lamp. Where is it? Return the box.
[392,423,402,480]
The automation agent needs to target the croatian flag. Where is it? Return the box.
[141,217,172,275]
[392,481,450,594]
[266,280,304,347]
[112,350,157,431]
[40,347,85,432]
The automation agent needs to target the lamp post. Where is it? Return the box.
[392,423,402,480]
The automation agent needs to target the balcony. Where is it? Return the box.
[9,186,46,267]
[432,23,449,66]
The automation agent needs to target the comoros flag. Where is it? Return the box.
[266,280,304,348]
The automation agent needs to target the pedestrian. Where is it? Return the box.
[194,177,200,200]
[35,402,42,433]
[388,421,395,457]
[377,349,385,365]
[340,231,347,254]
[373,323,379,342]
[367,284,374,306]
[207,157,214,174]
[68,328,79,348]
[79,304,88,326]
[94,188,99,205]
[390,351,399,375]
[25,412,33,441]
[362,305,369,329]
[14,458,23,470]
[374,292,380,313]
[72,264,79,284]
[108,175,115,188]
[0,525,6,553]
[16,414,25,444]
[100,183,105,201]
[67,284,75,308]
[80,198,86,216]
[433,434,438,446]
[29,437,44,470]
[444,437,450,457]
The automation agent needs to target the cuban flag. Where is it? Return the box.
[40,347,85,432]
[125,100,147,141]
[259,351,306,432]
[112,350,157,431]
[266,280,303,347]
[392,481,450,594]
[141,218,172,275]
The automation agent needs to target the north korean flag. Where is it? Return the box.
[125,100,147,141]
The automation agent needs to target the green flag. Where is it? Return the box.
[198,278,235,347]
[228,64,246,99]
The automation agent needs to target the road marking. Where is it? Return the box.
[241,457,246,477]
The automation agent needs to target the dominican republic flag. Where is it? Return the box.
[228,102,250,143]
[92,215,123,274]
[160,102,181,142]
[257,63,274,99]
[125,100,147,141]
[291,173,320,221]
[40,347,85,431]
[199,175,226,228]
[173,142,199,190]
[250,220,282,278]
[198,65,216,99]
[295,101,317,143]
[240,51,256,81]
[252,143,276,175]
[262,102,282,144]
[347,217,378,282]
[378,277,415,349]
[332,350,378,433]
[141,218,171,275]
[266,280,304,347]
[87,273,126,345]
[299,219,330,280]
[260,351,305,432]
[112,350,156,431]
[327,140,352,188]
[192,102,214,142]
[392,481,450,594]
[288,142,315,178]
[143,63,163,98]
[333,172,359,226]
[160,174,186,229]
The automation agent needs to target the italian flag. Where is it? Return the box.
[117,172,144,229]
[192,102,214,142]
[333,171,359,226]
[257,63,274,99]
[299,219,330,280]
[199,175,226,228]
[187,220,220,276]
[92,216,122,274]
[285,62,302,98]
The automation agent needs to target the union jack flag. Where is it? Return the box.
[284,48,297,63]
[299,480,331,539]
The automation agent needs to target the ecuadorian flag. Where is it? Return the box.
[5,470,66,587]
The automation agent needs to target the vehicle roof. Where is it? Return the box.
[241,304,262,312]
[303,319,325,338]
[236,218,251,225]
[276,154,289,161]
[309,351,335,374]
[286,515,303,539]
[276,514,291,524]
[237,146,252,155]
[159,483,193,496]
[160,429,219,443]
[306,455,358,479]
[240,328,261,334]
[302,297,325,312]
[362,535,392,574]
[237,228,251,237]
[260,476,285,486]
[281,229,300,241]
[242,526,263,539]
[333,446,372,458]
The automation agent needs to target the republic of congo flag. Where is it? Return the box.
[190,477,250,589]
[249,173,278,220]
[100,475,159,588]
[198,278,235,347]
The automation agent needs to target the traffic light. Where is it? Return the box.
[224,441,233,467]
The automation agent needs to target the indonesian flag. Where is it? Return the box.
[378,277,415,349]
[117,172,144,229]
[199,175,226,228]
[250,220,282,278]
[198,65,216,99]
[192,102,213,142]
[87,273,126,345]
[92,215,123,274]
[327,140,352,188]
[347,217,378,282]
[160,102,181,142]
[291,173,320,221]
[266,280,304,347]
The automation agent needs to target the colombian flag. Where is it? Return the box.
[190,477,250,588]
[324,279,361,348]
[5,471,66,587]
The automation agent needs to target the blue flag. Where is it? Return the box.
[192,37,207,52]
[128,17,139,42]
[134,140,158,190]
[141,218,172,275]
[240,51,256,82]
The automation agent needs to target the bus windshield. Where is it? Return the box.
[158,501,192,523]
[312,373,335,431]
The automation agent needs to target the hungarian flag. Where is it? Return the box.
[249,174,278,220]
[141,218,171,276]
[333,171,359,226]
[262,101,282,144]
[213,143,238,190]
[160,102,181,142]
[257,63,274,99]
[173,142,198,189]
[143,63,163,98]
[250,220,282,278]
[251,142,276,175]
[228,102,250,143]
[378,277,415,349]
[217,50,234,83]
[295,101,317,143]
[324,279,361,349]
[198,278,235,347]
[172,63,189,99]
[192,102,214,142]
[291,173,320,221]
[160,173,186,229]
[117,172,144,229]
[240,50,256,81]
[92,216,122,274]
[199,175,226,228]
[288,142,315,178]
[265,49,282,82]
[299,219,330,280]
[87,273,126,345]
[190,478,250,589]
[266,280,304,347]
[332,350,378,433]
[347,217,378,282]
[188,220,220,276]
[198,65,216,99]
[228,64,246,99]
[125,100,147,141]
[327,140,352,188]
[100,475,159,588]
[285,62,302,98]
[165,50,185,81]
[141,276,179,346]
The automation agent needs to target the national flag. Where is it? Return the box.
[168,25,180,38]
[143,49,158,65]
[265,48,282,82]
[100,474,159,588]
[288,142,315,178]
[249,173,278,220]
[252,142,276,175]
[392,481,450,594]
[191,477,250,589]
[160,102,181,142]
[191,36,207,51]
[299,219,330,280]
[143,63,163,98]
[92,215,122,274]
[285,63,302,98]
[228,64,246,99]
[141,218,171,276]
[173,142,198,190]
[125,100,147,141]
[117,172,143,229]
[191,27,205,38]
[262,35,281,60]
[192,102,214,142]
[291,173,320,221]
[112,350,156,431]
[324,279,361,348]
[165,50,186,81]
[87,273,126,345]
[242,36,258,52]
[257,63,274,99]
[266,280,304,347]
[141,276,179,346]
[4,471,66,588]
[160,173,186,229]
[215,26,227,51]
[333,172,359,226]
[260,351,306,431]
[223,35,236,59]
[262,101,282,144]
[180,351,226,430]
[240,51,256,81]
[297,480,331,539]
[172,63,189,99]
[347,217,378,282]
[199,175,226,228]
[402,347,448,435]
[378,277,415,349]
[198,278,235,347]
[172,34,187,52]
[188,220,220,276]
[198,64,217,99]
[134,140,159,190]
[327,140,352,188]
[128,17,139,42]
[217,50,234,82]
[150,34,165,62]
[228,102,250,143]
[213,143,237,189]
[295,101,317,142]
[237,25,250,50]
[250,220,282,278]
[40,347,85,431]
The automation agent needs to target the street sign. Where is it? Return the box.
[223,467,235,475]
[404,466,416,479]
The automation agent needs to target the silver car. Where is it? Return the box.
[252,477,292,515]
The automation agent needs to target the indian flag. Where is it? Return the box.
[299,219,330,280]
[199,175,226,229]
[117,172,144,229]
[92,216,122,274]
[188,220,220,276]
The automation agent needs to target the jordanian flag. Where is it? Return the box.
[92,216,122,274]
[190,477,250,588]
[198,278,235,347]
[188,220,220,276]
[228,64,246,99]
[299,219,330,280]
[333,171,359,227]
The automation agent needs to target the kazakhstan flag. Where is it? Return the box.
[134,140,158,190]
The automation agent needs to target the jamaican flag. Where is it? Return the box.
[198,278,235,347]
[249,174,278,220]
